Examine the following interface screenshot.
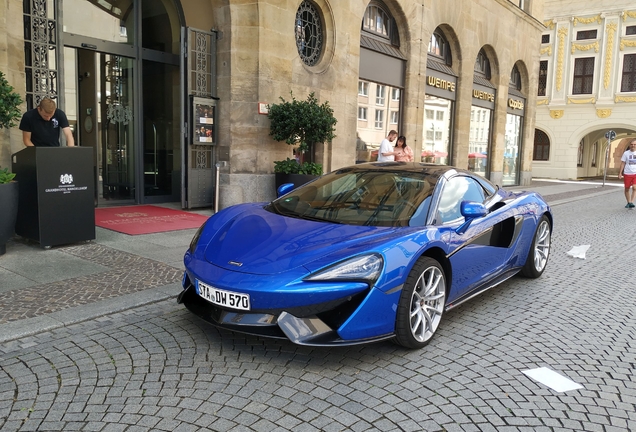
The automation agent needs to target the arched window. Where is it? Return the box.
[510,65,521,91]
[533,130,550,161]
[357,1,404,164]
[364,5,389,37]
[428,31,451,66]
[362,1,398,46]
[474,49,491,80]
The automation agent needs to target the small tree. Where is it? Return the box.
[0,71,22,182]
[0,71,22,130]
[268,92,337,175]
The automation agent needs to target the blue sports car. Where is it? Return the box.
[178,162,552,349]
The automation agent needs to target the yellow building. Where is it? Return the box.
[534,0,636,179]
[0,0,544,209]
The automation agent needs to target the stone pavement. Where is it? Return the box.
[0,178,633,432]
[0,204,212,343]
[0,179,622,343]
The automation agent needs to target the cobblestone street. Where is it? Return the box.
[0,186,634,431]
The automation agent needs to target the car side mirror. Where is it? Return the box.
[277,183,295,197]
[461,201,488,218]
[456,201,488,234]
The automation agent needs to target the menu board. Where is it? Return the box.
[192,97,217,145]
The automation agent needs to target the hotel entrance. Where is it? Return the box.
[58,0,182,206]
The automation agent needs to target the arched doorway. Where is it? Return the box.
[423,27,456,166]
[468,48,496,178]
[356,1,405,162]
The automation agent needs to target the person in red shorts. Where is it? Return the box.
[618,140,636,208]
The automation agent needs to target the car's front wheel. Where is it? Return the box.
[520,214,551,278]
[394,257,446,349]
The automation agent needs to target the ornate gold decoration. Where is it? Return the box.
[537,99,549,105]
[620,38,636,50]
[622,10,636,20]
[605,23,617,89]
[596,109,612,118]
[573,15,602,26]
[540,46,552,56]
[550,110,564,119]
[544,20,555,29]
[571,41,599,54]
[568,97,596,104]
[615,95,636,102]
[557,28,568,91]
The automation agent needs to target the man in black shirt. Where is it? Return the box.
[19,97,75,147]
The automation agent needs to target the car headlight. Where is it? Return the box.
[305,254,383,283]
[189,221,208,254]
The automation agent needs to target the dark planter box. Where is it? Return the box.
[275,173,318,191]
[0,181,18,255]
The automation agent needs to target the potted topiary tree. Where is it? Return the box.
[0,70,22,255]
[268,92,337,189]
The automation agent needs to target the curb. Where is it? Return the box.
[0,283,180,344]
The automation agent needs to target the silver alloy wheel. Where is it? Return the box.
[533,220,551,272]
[410,265,446,343]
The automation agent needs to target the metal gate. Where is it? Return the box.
[23,0,59,109]
[183,28,218,209]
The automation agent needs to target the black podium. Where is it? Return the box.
[12,147,95,247]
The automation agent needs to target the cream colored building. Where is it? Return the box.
[0,0,544,209]
[534,0,636,179]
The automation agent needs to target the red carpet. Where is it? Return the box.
[95,205,209,235]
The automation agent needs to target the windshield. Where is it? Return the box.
[267,169,436,227]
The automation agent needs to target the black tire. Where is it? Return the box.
[520,215,551,278]
[394,257,447,349]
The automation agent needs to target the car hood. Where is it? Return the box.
[203,204,399,275]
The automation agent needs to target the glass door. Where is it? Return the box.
[62,0,184,206]
[142,60,181,202]
[100,54,135,202]
[65,47,135,206]
[503,114,522,186]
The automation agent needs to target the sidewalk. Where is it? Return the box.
[0,179,622,344]
[0,204,213,345]
[507,177,623,206]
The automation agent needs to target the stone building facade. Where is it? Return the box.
[0,0,544,209]
[534,0,636,179]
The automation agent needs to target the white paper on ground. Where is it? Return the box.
[522,367,584,392]
[566,245,590,259]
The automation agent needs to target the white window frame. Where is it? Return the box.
[376,85,386,105]
[375,109,384,129]
[358,81,369,96]
[618,52,636,94]
[570,55,597,96]
[358,106,367,121]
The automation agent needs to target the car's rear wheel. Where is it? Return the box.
[394,257,446,349]
[520,215,551,278]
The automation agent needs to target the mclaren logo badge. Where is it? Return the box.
[228,261,243,267]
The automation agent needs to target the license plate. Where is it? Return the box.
[197,280,251,311]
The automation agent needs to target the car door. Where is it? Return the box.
[435,175,511,301]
